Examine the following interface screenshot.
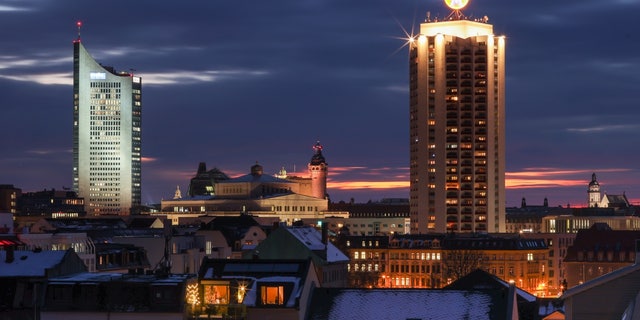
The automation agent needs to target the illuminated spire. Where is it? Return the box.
[173,185,182,199]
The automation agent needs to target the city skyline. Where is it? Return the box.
[1,0,639,207]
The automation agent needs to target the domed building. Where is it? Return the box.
[159,142,342,225]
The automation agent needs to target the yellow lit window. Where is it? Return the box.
[260,285,284,305]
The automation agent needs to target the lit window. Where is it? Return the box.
[204,284,230,304]
[260,285,285,305]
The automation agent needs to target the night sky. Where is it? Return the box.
[1,0,639,208]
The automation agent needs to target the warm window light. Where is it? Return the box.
[237,285,247,303]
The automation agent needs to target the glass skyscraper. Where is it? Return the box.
[73,39,142,215]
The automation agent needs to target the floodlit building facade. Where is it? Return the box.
[73,33,142,216]
[409,3,506,233]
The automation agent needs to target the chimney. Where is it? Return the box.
[321,222,328,245]
[5,245,14,263]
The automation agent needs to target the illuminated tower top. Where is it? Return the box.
[588,173,601,207]
[310,141,326,166]
[418,0,493,42]
[308,141,328,199]
[444,0,469,19]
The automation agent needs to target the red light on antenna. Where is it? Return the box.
[77,21,82,27]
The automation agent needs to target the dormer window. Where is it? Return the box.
[258,282,293,306]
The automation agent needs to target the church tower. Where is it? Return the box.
[588,173,600,207]
[308,142,328,199]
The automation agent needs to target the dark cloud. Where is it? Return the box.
[1,0,640,206]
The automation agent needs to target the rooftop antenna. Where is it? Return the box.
[76,20,82,41]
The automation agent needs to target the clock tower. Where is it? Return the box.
[588,173,601,207]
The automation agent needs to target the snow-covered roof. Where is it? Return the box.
[307,289,505,320]
[48,272,192,284]
[286,227,349,262]
[0,250,67,277]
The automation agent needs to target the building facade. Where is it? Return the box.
[409,4,506,233]
[161,144,331,224]
[73,34,142,216]
[18,189,85,218]
[0,184,21,214]
[520,232,576,296]
[563,223,640,288]
[342,233,549,295]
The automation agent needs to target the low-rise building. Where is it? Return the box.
[244,225,349,288]
[325,199,410,236]
[340,233,549,295]
[520,232,576,296]
[18,232,97,272]
[0,248,87,319]
[0,184,21,214]
[198,258,320,320]
[41,272,195,320]
[561,254,640,320]
[17,188,85,218]
[542,215,640,233]
[564,223,640,288]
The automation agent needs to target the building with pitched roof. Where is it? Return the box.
[244,225,349,287]
[0,248,87,318]
[197,258,319,320]
[306,287,520,320]
[587,172,632,210]
[41,272,195,320]
[200,215,268,258]
[563,223,640,288]
[561,253,640,320]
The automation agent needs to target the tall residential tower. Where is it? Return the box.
[73,26,142,215]
[409,1,505,233]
